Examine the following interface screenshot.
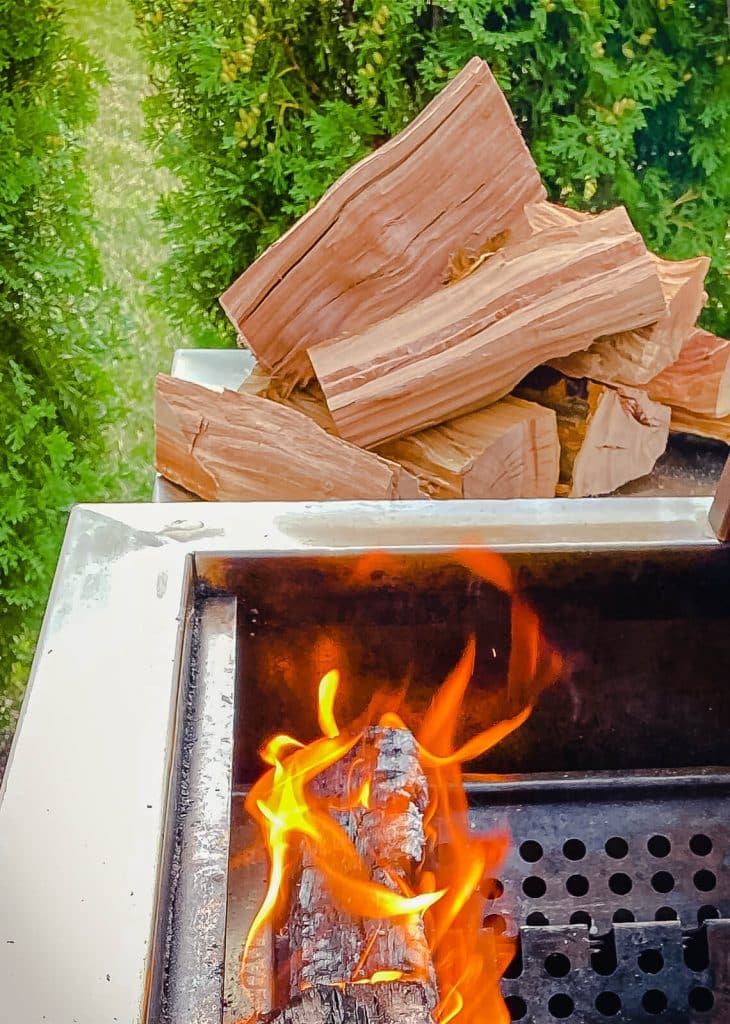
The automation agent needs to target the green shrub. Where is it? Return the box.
[130,0,729,341]
[0,0,120,706]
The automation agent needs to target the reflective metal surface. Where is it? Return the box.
[0,497,724,1023]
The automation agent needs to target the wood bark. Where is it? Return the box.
[269,728,437,1024]
[670,406,730,444]
[308,208,666,448]
[523,202,710,386]
[516,368,670,497]
[220,57,545,389]
[647,327,730,418]
[376,397,560,499]
[155,374,403,501]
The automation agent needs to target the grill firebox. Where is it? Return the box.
[1,499,729,1023]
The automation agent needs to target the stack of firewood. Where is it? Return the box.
[155,57,727,502]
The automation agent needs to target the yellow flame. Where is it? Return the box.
[318,669,340,738]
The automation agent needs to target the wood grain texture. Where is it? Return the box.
[308,208,666,448]
[155,374,402,500]
[517,369,670,497]
[376,397,560,499]
[524,202,710,386]
[670,406,730,443]
[648,327,730,418]
[220,57,545,387]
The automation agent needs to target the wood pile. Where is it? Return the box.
[156,57,727,503]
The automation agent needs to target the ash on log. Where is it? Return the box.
[308,208,666,447]
[267,728,438,1024]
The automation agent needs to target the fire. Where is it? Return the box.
[241,550,561,1023]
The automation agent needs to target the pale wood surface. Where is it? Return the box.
[308,209,666,447]
[671,406,730,443]
[517,370,670,497]
[155,374,402,500]
[220,58,545,388]
[377,397,560,499]
[648,327,730,418]
[524,202,709,386]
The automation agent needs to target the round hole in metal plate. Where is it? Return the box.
[694,869,717,892]
[605,836,628,859]
[613,908,635,923]
[526,911,549,926]
[655,906,677,921]
[483,913,507,935]
[566,874,589,897]
[595,992,621,1017]
[545,953,571,978]
[483,877,504,899]
[523,875,547,898]
[563,838,586,861]
[651,871,674,894]
[638,949,664,974]
[609,872,632,896]
[688,987,715,1013]
[548,993,574,1019]
[505,995,528,1021]
[690,833,713,857]
[647,835,671,858]
[698,905,720,924]
[642,990,668,1015]
[519,840,543,863]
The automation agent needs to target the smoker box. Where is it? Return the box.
[0,497,728,1024]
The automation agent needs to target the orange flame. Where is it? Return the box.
[241,549,562,1022]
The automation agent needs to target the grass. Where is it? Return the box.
[66,0,186,498]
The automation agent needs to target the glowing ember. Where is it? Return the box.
[240,550,561,1023]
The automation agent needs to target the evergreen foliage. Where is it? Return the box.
[0,0,118,702]
[130,0,729,342]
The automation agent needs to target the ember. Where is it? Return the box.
[239,551,561,1024]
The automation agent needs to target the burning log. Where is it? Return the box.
[154,374,404,501]
[307,208,667,447]
[219,57,545,389]
[524,202,710,386]
[647,327,730,418]
[376,397,560,499]
[516,368,670,497]
[262,728,438,1024]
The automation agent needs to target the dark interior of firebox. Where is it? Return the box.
[230,545,730,786]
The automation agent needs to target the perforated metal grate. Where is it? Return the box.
[467,770,730,1022]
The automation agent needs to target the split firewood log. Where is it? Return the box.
[220,57,545,390]
[268,728,438,1024]
[241,365,559,499]
[523,202,710,386]
[307,208,666,448]
[647,327,730,418]
[516,368,670,497]
[377,397,560,499]
[670,407,730,444]
[154,374,404,501]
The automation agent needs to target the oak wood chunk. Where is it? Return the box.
[670,407,730,444]
[269,728,437,1024]
[648,327,730,418]
[155,374,402,501]
[524,202,710,386]
[220,57,545,388]
[308,208,666,448]
[376,397,560,499]
[516,368,670,497]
